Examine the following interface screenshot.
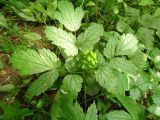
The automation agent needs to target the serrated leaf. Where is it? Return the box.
[77,23,104,51]
[95,63,128,95]
[55,0,84,31]
[10,48,59,75]
[25,70,58,99]
[59,101,85,120]
[105,110,132,120]
[116,95,145,120]
[115,33,138,56]
[51,74,83,120]
[60,74,83,99]
[86,102,98,120]
[45,26,78,56]
[103,39,118,59]
[110,57,137,74]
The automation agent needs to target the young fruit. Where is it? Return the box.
[80,50,97,71]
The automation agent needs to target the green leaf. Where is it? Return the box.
[25,70,58,99]
[152,87,160,106]
[130,88,141,100]
[104,31,120,42]
[141,14,160,29]
[116,95,145,120]
[129,51,148,69]
[157,29,160,38]
[55,0,84,31]
[136,27,154,48]
[65,57,80,72]
[59,101,85,120]
[45,26,78,56]
[51,74,83,120]
[148,105,160,117]
[125,7,140,21]
[77,23,104,52]
[0,84,14,92]
[10,48,59,75]
[0,13,9,29]
[0,101,33,119]
[23,32,41,41]
[86,102,98,120]
[138,0,154,6]
[103,39,118,59]
[115,33,138,56]
[116,19,134,33]
[46,2,57,19]
[105,110,132,120]
[110,57,137,74]
[96,63,128,95]
[96,50,105,66]
[60,74,83,100]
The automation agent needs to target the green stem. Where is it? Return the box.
[81,0,85,7]
[84,79,87,112]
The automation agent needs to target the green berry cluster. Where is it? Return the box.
[81,50,97,70]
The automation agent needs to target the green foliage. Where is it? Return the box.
[115,33,138,56]
[110,57,137,74]
[1,0,160,119]
[45,26,78,56]
[117,95,145,120]
[96,63,128,95]
[77,23,104,51]
[55,0,84,31]
[10,48,60,75]
[51,74,83,120]
[86,102,98,120]
[105,110,132,120]
[25,70,59,99]
[0,101,33,119]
